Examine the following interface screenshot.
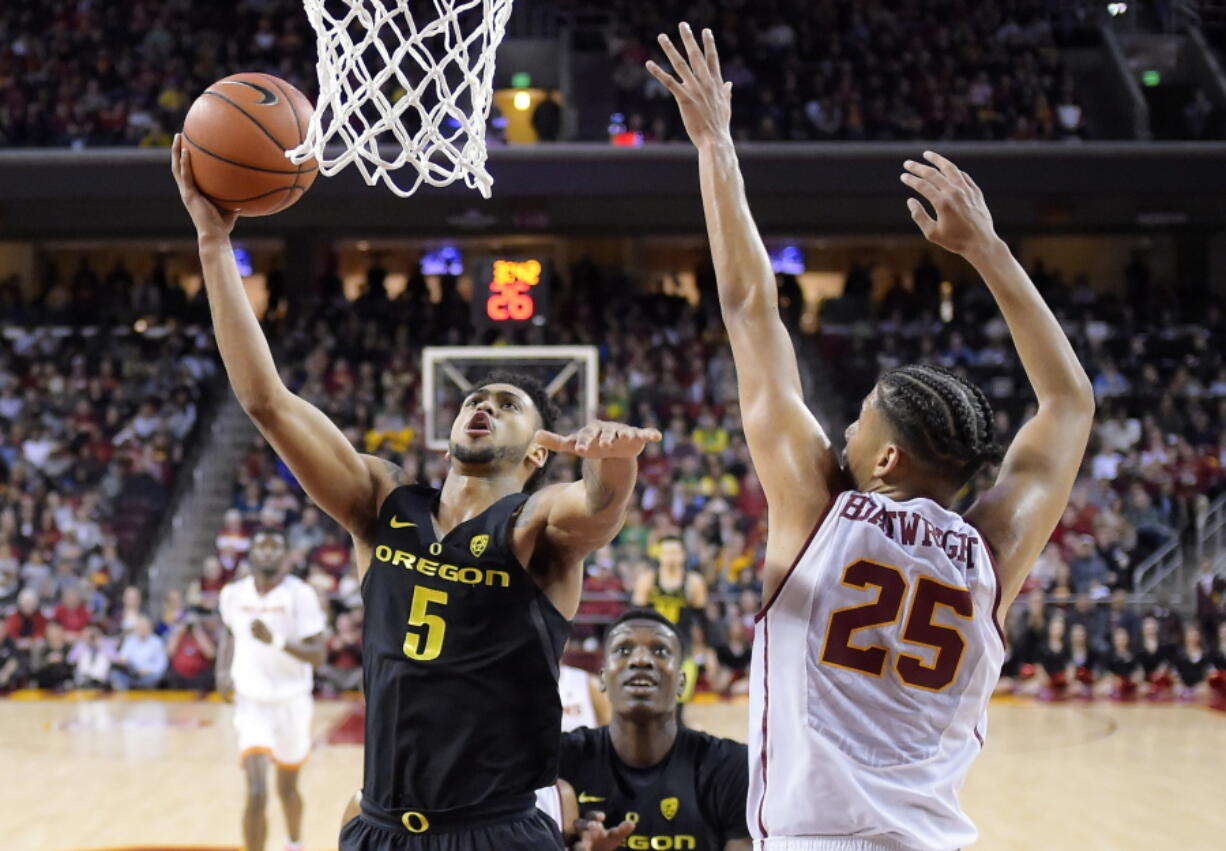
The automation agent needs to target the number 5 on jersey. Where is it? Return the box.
[820,559,973,691]
[403,587,448,661]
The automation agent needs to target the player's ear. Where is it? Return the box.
[875,442,902,480]
[527,441,549,470]
[598,667,607,693]
[676,668,687,699]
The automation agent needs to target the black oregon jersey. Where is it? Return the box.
[559,726,749,850]
[361,484,571,814]
[649,570,694,634]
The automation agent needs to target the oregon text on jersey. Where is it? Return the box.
[371,544,512,588]
[622,834,697,850]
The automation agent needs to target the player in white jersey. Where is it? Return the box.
[650,25,1094,850]
[218,527,327,851]
[559,662,612,732]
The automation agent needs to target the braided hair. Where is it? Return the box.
[875,363,1003,488]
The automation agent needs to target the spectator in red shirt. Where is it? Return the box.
[187,556,226,612]
[164,611,217,691]
[577,552,628,628]
[309,528,351,579]
[5,589,47,651]
[318,611,363,696]
[53,584,91,641]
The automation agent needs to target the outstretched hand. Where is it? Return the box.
[900,151,999,261]
[645,22,732,148]
[571,811,636,851]
[535,422,662,460]
[170,133,238,242]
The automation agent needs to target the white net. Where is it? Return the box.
[289,0,514,198]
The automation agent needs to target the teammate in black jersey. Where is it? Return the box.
[559,609,750,851]
[169,164,660,851]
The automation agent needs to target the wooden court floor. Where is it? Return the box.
[2,693,1223,851]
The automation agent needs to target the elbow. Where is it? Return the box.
[1044,370,1094,420]
[1044,386,1095,424]
[239,389,284,422]
[1070,374,1096,418]
[720,293,773,325]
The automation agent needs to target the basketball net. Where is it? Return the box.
[289,0,513,198]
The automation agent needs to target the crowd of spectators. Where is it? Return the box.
[0,0,1148,149]
[606,0,1094,143]
[146,250,1219,703]
[0,253,219,693]
[0,0,317,147]
[3,249,1223,703]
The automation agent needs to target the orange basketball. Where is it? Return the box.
[182,73,318,217]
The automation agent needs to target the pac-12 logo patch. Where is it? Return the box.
[660,797,679,821]
[470,534,489,557]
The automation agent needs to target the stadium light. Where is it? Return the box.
[1107,3,1127,15]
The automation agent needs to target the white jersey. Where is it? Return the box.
[749,492,1005,850]
[220,574,327,702]
[559,664,598,732]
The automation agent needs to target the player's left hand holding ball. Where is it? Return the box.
[535,422,662,459]
[170,133,238,242]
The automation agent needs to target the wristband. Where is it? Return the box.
[272,633,287,651]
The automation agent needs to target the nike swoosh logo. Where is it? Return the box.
[221,79,280,105]
[390,517,416,528]
[577,793,605,804]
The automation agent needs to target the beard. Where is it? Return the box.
[250,561,281,577]
[450,439,528,467]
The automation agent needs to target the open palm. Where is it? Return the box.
[645,23,732,148]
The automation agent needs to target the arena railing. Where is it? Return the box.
[1196,493,1226,574]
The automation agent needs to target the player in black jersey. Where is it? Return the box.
[559,609,750,851]
[631,536,707,713]
[170,167,660,851]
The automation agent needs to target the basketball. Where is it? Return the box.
[181,72,318,217]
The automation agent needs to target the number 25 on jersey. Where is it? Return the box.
[403,586,448,661]
[820,559,973,692]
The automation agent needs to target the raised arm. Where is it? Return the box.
[901,152,1094,612]
[171,135,398,543]
[529,423,661,556]
[516,422,660,618]
[648,26,839,586]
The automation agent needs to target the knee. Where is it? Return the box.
[276,771,300,799]
[246,781,269,807]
